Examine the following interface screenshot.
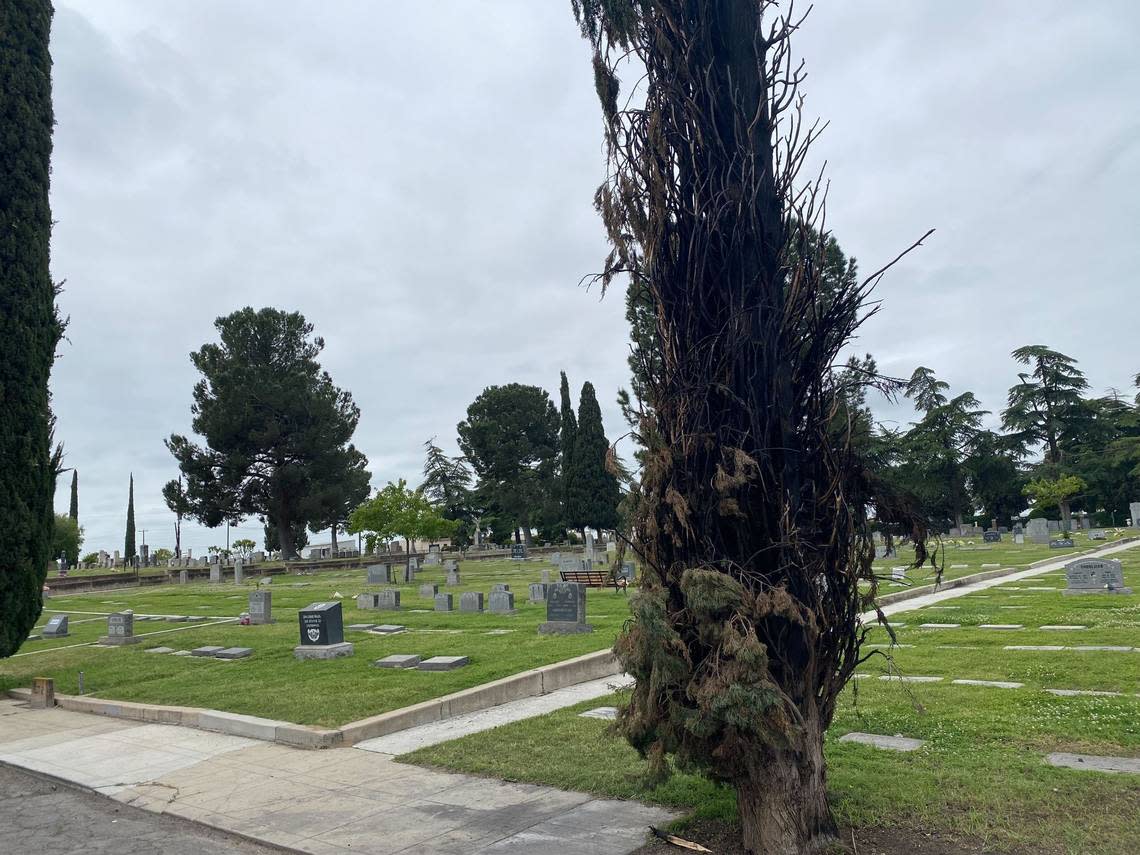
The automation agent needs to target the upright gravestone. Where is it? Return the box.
[209,562,222,583]
[528,583,548,604]
[179,569,188,585]
[444,559,458,572]
[1089,529,1107,541]
[1129,501,1140,529]
[356,593,379,610]
[446,570,461,586]
[434,593,453,612]
[101,611,139,645]
[367,564,391,585]
[1063,557,1132,595]
[538,582,592,634]
[620,561,636,583]
[510,543,527,560]
[983,531,1001,543]
[233,560,244,584]
[459,591,484,613]
[295,602,353,659]
[42,614,69,638]
[550,552,561,565]
[488,590,517,615]
[491,583,510,593]
[1014,534,1025,545]
[584,531,596,562]
[1026,518,1050,545]
[419,583,439,598]
[541,569,552,585]
[248,590,273,624]
[377,589,401,610]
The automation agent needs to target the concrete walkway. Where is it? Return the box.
[0,700,673,854]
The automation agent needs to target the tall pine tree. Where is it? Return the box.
[567,382,620,534]
[68,469,78,521]
[124,474,136,561]
[0,0,63,658]
[558,371,578,532]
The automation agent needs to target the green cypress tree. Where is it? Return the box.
[0,0,62,658]
[558,371,578,531]
[68,469,78,521]
[568,382,620,533]
[124,474,136,561]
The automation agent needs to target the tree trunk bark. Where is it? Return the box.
[174,517,181,558]
[736,724,837,855]
[1060,500,1072,532]
[331,527,338,551]
[278,516,298,560]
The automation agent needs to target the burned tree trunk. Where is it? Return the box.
[572,2,929,852]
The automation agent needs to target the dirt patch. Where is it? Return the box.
[633,819,1033,854]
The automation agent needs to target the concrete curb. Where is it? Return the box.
[7,648,619,751]
[875,536,1140,609]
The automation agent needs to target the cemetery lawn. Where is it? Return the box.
[0,560,629,728]
[403,551,1140,855]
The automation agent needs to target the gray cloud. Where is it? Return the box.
[48,1,1140,555]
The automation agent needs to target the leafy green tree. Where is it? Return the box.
[904,366,949,413]
[51,514,82,566]
[1002,346,1089,528]
[162,476,192,558]
[457,384,559,546]
[167,308,369,559]
[231,538,256,560]
[558,371,578,532]
[964,431,1027,526]
[80,551,99,566]
[306,460,371,551]
[567,381,620,533]
[68,470,78,521]
[348,480,454,563]
[153,548,173,563]
[264,518,308,556]
[1024,475,1086,526]
[124,473,136,562]
[0,0,63,658]
[421,438,475,548]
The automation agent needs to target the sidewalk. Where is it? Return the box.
[0,700,673,854]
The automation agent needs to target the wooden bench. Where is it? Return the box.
[559,569,624,591]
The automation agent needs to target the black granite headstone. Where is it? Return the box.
[298,601,344,646]
[983,531,1001,543]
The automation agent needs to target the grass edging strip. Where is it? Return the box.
[6,647,620,750]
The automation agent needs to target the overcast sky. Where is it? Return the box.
[48,1,1140,557]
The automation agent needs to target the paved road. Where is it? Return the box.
[0,763,282,855]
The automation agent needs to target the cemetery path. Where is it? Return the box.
[0,699,674,855]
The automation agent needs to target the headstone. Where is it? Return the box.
[1130,501,1140,529]
[446,570,461,586]
[403,562,416,583]
[42,614,69,638]
[417,655,469,671]
[252,551,265,563]
[538,582,592,634]
[408,556,419,571]
[444,559,458,572]
[983,531,1001,543]
[1089,529,1107,540]
[101,611,139,645]
[459,591,484,613]
[356,593,379,610]
[295,602,353,659]
[179,569,188,585]
[550,552,561,564]
[419,583,439,598]
[374,654,422,669]
[377,589,401,610]
[528,582,548,604]
[248,590,273,624]
[1026,518,1050,545]
[606,541,617,556]
[620,561,635,582]
[541,569,552,585]
[1063,557,1132,595]
[488,590,517,614]
[1014,534,1025,545]
[1050,538,1074,549]
[233,560,244,584]
[510,543,527,560]
[209,563,221,583]
[434,593,454,612]
[367,564,391,585]
[584,531,596,562]
[1046,519,1061,532]
[491,583,510,593]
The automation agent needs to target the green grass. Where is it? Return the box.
[2,558,627,727]
[403,550,1140,854]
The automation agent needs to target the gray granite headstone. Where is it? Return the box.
[491,583,510,593]
[367,564,391,585]
[446,570,461,586]
[102,611,139,645]
[42,614,68,638]
[1130,501,1140,528]
[1026,518,1050,545]
[209,563,221,583]
[1063,557,1131,595]
[356,593,379,610]
[528,582,548,604]
[377,589,401,610]
[417,655,469,671]
[233,560,244,584]
[374,654,421,669]
[538,582,592,634]
[434,593,454,612]
[419,583,439,598]
[179,569,188,585]
[248,590,273,624]
[541,569,551,585]
[488,590,517,614]
[459,591,483,613]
